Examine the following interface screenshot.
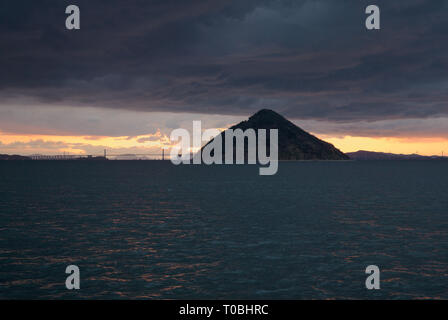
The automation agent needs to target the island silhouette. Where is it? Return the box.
[199,109,349,161]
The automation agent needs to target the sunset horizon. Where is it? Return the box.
[1,117,447,157]
[2,1,448,159]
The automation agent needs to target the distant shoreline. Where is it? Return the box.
[2,150,448,161]
[1,158,447,162]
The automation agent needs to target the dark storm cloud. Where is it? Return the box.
[1,0,448,122]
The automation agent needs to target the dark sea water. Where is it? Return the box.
[0,161,447,299]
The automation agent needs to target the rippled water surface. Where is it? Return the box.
[0,161,447,299]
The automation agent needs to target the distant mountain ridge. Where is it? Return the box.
[347,150,447,160]
[0,154,31,160]
[200,109,349,161]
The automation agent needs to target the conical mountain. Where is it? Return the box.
[200,109,349,161]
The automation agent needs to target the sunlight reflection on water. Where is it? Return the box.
[0,161,447,299]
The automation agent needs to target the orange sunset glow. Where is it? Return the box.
[321,135,448,157]
[0,131,173,156]
[1,130,447,157]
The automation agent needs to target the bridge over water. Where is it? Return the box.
[30,152,167,160]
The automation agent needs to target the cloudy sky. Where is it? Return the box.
[1,0,448,156]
